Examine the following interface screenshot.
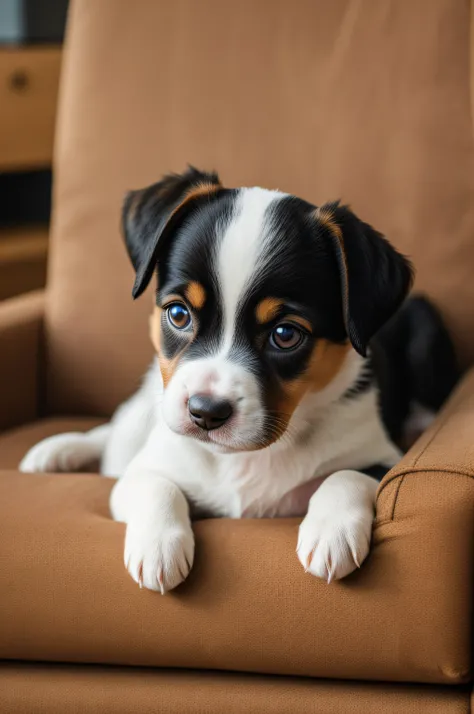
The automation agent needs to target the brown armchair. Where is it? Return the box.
[2,1,474,711]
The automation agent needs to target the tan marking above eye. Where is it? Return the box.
[255,297,284,324]
[185,281,206,310]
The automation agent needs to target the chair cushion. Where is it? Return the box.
[0,417,104,469]
[0,462,473,684]
[0,663,469,714]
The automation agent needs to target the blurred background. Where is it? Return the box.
[0,0,68,300]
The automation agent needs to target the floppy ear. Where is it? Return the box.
[122,166,223,298]
[316,202,414,356]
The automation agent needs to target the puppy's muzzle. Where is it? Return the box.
[188,394,233,431]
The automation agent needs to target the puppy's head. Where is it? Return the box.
[123,167,413,452]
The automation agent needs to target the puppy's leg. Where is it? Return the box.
[110,467,194,593]
[296,470,378,582]
[19,424,110,474]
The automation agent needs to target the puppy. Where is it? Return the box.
[20,167,456,593]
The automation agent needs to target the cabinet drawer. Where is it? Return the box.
[0,46,61,170]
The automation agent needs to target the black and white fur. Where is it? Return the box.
[20,168,457,593]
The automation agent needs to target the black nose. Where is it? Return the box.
[188,394,233,431]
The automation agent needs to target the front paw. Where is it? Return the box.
[297,506,373,582]
[20,434,94,473]
[124,519,195,593]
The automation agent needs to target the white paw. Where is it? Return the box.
[19,433,96,473]
[297,506,372,582]
[124,519,195,594]
[296,470,376,582]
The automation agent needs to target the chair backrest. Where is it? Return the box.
[46,0,474,416]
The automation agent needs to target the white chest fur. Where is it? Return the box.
[130,381,400,519]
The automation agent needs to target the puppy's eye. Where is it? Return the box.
[167,303,192,330]
[269,324,304,350]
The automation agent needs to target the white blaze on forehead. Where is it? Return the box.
[217,187,285,353]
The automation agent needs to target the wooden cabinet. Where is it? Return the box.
[0,46,61,171]
[0,45,61,299]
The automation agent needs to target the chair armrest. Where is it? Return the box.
[0,291,45,432]
[377,366,474,518]
[370,368,474,682]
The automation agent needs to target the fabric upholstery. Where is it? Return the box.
[0,290,44,431]
[3,0,474,705]
[0,417,104,469]
[2,370,474,684]
[46,0,474,416]
[0,663,469,714]
[378,368,474,494]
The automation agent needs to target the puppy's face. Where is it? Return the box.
[124,168,412,452]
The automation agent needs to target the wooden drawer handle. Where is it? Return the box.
[8,70,30,93]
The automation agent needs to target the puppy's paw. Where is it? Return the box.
[296,470,377,582]
[19,433,97,473]
[297,504,373,582]
[124,519,195,594]
[296,511,373,582]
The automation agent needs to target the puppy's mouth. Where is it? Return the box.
[167,415,270,454]
[181,420,281,454]
[184,422,255,453]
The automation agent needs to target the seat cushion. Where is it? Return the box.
[0,663,469,714]
[0,417,104,469]
[0,465,473,685]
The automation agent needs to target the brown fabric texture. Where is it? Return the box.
[3,369,474,685]
[378,368,474,501]
[0,417,104,469]
[0,664,469,714]
[46,0,474,416]
[0,290,44,431]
